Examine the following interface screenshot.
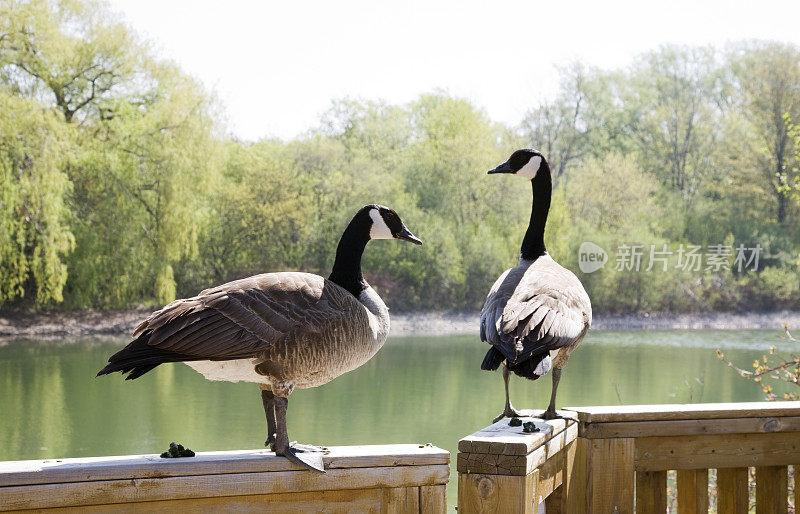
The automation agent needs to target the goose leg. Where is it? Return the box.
[493,365,524,423]
[542,368,576,421]
[261,389,277,450]
[273,396,327,473]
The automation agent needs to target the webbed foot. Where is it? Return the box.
[275,442,328,473]
[493,406,525,423]
[542,409,577,422]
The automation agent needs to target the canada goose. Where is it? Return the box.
[97,204,422,472]
[480,150,591,421]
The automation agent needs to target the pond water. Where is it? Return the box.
[0,328,792,508]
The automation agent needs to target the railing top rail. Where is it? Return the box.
[458,411,577,456]
[0,444,449,487]
[567,401,800,423]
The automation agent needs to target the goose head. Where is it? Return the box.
[488,149,545,180]
[363,204,423,245]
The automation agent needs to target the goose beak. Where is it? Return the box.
[396,226,423,245]
[488,161,513,174]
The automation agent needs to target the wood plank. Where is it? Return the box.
[586,438,634,513]
[0,464,450,511]
[716,467,748,514]
[11,488,387,513]
[419,485,446,514]
[534,446,565,505]
[677,469,708,514]
[565,438,587,513]
[634,432,800,471]
[457,422,578,476]
[568,402,800,423]
[457,471,537,514]
[382,486,419,514]
[635,470,666,513]
[458,415,575,456]
[581,416,800,439]
[755,465,788,514]
[544,485,563,514]
[0,445,449,487]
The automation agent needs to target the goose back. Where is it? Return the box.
[101,272,388,389]
[480,255,591,367]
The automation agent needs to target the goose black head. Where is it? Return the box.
[488,149,545,180]
[363,204,423,245]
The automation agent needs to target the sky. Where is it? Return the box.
[108,0,800,141]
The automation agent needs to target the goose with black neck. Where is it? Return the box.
[98,204,422,472]
[480,149,592,421]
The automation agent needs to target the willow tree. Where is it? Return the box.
[0,0,139,124]
[0,91,74,305]
[66,62,221,307]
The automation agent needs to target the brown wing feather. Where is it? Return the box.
[134,272,352,360]
[480,255,591,366]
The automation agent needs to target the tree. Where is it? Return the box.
[728,41,800,223]
[0,90,74,305]
[0,0,140,123]
[520,64,591,180]
[625,46,720,200]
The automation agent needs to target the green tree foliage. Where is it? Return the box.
[0,90,74,303]
[0,0,798,314]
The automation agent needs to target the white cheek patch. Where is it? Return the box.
[517,156,541,179]
[369,209,393,239]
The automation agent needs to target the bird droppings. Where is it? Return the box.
[509,417,522,427]
[522,421,540,433]
[160,442,195,458]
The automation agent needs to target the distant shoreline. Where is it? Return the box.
[1,309,799,339]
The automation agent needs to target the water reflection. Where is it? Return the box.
[0,329,787,507]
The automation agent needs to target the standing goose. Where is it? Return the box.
[480,150,591,421]
[98,204,422,472]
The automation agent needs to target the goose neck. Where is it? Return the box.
[520,162,551,261]
[328,217,370,297]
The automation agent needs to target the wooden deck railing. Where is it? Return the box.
[0,444,449,513]
[458,402,800,513]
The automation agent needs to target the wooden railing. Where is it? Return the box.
[458,402,800,513]
[0,444,449,513]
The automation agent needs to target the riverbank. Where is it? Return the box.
[2,309,800,339]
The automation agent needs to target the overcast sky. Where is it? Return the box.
[109,0,800,141]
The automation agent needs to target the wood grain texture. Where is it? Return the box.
[457,422,578,476]
[457,472,536,514]
[586,438,634,514]
[565,437,587,513]
[581,416,800,439]
[568,402,800,423]
[534,445,565,505]
[634,432,800,471]
[716,467,748,514]
[677,469,708,514]
[458,415,575,456]
[0,445,449,487]
[419,485,446,514]
[0,464,450,511]
[382,487,419,514]
[635,470,666,514]
[755,465,788,514]
[11,488,388,513]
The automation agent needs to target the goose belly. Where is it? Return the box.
[264,339,382,389]
[184,359,264,383]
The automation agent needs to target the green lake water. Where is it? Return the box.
[0,329,792,507]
